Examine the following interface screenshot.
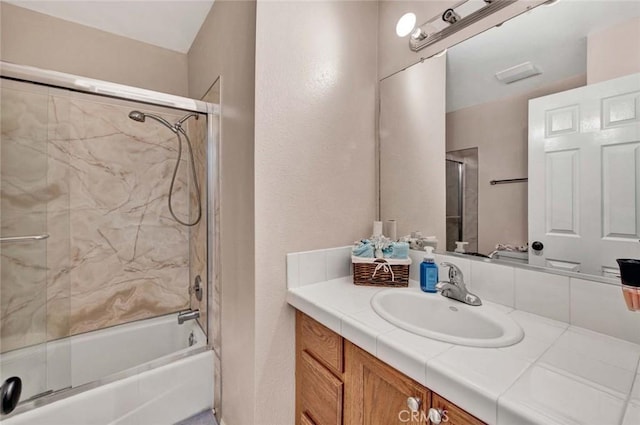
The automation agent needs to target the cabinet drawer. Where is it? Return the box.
[300,413,316,425]
[432,394,485,425]
[300,350,343,425]
[297,311,344,375]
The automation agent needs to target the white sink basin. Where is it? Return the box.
[371,289,524,348]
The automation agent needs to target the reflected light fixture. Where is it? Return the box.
[409,0,517,52]
[396,12,417,37]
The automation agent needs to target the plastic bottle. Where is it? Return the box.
[420,246,439,293]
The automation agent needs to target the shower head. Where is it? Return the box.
[125,109,203,227]
[128,110,146,122]
[128,110,176,132]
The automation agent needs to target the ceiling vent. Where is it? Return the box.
[495,61,542,84]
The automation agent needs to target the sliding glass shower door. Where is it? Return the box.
[0,80,71,410]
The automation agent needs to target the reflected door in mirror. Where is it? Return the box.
[528,73,640,276]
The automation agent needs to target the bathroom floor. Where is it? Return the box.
[175,410,218,425]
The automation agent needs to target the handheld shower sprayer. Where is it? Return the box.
[128,110,202,227]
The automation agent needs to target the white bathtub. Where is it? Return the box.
[1,314,212,425]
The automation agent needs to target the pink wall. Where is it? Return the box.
[0,3,188,96]
[587,17,640,85]
[254,1,379,423]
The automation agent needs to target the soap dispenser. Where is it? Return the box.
[420,247,438,293]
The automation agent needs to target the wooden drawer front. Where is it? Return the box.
[432,394,485,425]
[345,341,430,425]
[301,413,317,425]
[300,351,343,425]
[298,311,344,375]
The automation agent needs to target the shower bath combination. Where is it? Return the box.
[128,110,202,226]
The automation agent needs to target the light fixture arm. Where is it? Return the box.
[409,0,517,52]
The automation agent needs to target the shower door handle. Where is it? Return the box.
[1,376,22,415]
[0,234,49,243]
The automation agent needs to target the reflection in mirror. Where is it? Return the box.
[380,1,640,279]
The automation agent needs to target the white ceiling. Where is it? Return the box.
[447,0,640,112]
[5,0,214,53]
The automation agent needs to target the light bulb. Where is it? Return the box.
[396,12,416,37]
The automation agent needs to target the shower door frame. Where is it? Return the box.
[0,61,220,417]
[445,158,465,250]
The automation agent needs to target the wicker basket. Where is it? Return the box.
[352,256,411,287]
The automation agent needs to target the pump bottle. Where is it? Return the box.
[420,246,439,293]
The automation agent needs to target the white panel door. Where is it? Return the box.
[529,73,640,276]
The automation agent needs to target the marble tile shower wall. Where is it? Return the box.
[1,80,208,353]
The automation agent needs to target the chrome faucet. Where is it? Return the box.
[437,262,482,306]
[177,309,200,324]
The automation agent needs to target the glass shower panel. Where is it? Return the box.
[1,68,212,416]
[0,80,53,404]
[446,159,463,252]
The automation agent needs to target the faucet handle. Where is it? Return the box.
[440,262,463,281]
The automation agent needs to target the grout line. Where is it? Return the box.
[495,326,569,422]
[619,358,640,425]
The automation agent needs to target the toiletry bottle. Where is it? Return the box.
[420,247,438,293]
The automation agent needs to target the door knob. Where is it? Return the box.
[532,241,544,251]
[428,408,445,424]
[406,396,421,412]
[1,376,22,415]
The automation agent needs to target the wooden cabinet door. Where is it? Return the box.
[298,350,343,425]
[345,341,430,425]
[432,394,485,425]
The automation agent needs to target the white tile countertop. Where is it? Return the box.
[287,277,640,425]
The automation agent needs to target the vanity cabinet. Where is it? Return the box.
[344,340,430,424]
[295,311,485,425]
[296,311,344,425]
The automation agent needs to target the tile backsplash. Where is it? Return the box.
[287,247,640,344]
[286,246,352,289]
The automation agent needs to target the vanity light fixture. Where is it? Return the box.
[495,61,542,84]
[396,12,417,37]
[409,0,517,52]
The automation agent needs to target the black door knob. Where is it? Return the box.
[1,376,22,415]
[532,241,544,251]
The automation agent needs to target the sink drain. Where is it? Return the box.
[449,306,458,312]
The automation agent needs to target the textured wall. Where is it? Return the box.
[587,17,640,85]
[0,2,189,96]
[446,74,586,254]
[187,1,257,424]
[0,79,206,352]
[254,1,379,423]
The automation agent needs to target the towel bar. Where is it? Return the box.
[0,234,50,243]
[490,178,528,185]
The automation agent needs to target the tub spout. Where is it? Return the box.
[177,309,200,325]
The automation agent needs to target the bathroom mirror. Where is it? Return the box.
[379,0,640,279]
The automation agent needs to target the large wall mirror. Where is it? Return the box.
[379,0,640,280]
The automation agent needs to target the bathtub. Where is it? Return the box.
[1,314,213,425]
